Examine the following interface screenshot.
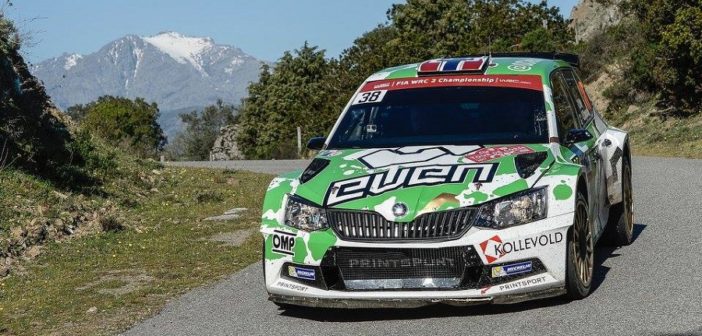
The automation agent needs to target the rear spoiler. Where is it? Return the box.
[459,52,580,68]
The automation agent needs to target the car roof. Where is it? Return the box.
[366,57,572,82]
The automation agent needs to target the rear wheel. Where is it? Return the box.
[603,155,634,246]
[566,191,593,299]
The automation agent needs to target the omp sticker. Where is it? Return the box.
[361,75,543,92]
[352,90,387,105]
[272,230,296,256]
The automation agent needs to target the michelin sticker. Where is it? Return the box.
[288,266,316,281]
[491,261,533,278]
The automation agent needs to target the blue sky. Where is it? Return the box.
[5,0,578,63]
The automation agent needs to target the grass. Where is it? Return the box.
[605,100,702,159]
[0,167,272,335]
[629,115,702,159]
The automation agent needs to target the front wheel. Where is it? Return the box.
[566,191,594,300]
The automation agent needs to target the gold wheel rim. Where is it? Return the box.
[624,164,634,235]
[572,200,593,286]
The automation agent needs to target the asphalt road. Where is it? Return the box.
[128,156,702,336]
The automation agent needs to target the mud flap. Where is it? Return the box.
[600,130,627,205]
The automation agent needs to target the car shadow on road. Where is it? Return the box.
[279,296,572,322]
[279,223,648,322]
[591,223,646,292]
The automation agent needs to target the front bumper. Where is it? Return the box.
[262,212,573,307]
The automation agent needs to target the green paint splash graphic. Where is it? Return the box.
[553,184,573,200]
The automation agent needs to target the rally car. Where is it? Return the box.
[260,52,633,308]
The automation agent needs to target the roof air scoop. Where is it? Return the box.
[300,158,330,183]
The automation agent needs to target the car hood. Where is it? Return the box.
[293,145,554,222]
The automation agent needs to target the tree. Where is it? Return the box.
[386,0,573,62]
[622,0,702,115]
[235,1,575,159]
[168,100,235,160]
[65,103,88,122]
[236,43,335,159]
[79,96,165,158]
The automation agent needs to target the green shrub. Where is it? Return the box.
[75,96,166,158]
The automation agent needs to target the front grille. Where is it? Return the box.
[334,246,472,280]
[328,208,476,241]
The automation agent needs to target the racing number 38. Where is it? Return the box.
[353,90,386,105]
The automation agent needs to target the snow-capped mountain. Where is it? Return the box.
[32,32,264,112]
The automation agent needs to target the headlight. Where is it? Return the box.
[473,187,548,229]
[284,195,328,231]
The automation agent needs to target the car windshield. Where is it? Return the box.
[327,86,548,149]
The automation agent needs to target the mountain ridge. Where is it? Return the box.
[32,32,265,113]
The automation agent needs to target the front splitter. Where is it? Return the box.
[268,286,566,309]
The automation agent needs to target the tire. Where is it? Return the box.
[603,155,634,246]
[566,190,594,300]
[262,241,266,283]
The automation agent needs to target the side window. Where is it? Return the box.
[562,70,592,123]
[550,72,577,141]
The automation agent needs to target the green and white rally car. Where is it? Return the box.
[261,53,633,308]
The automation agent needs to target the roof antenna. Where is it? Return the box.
[488,37,495,66]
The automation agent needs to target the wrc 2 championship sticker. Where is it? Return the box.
[361,75,544,93]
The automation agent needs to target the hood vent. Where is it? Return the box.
[300,158,330,183]
[515,152,548,179]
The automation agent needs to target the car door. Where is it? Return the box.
[550,71,605,234]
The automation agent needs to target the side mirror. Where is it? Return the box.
[306,137,326,150]
[565,128,593,145]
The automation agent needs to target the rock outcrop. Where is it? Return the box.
[570,0,624,43]
[210,125,243,160]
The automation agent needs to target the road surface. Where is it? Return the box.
[128,156,702,336]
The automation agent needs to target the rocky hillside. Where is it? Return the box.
[32,32,264,111]
[569,0,623,42]
[0,21,75,179]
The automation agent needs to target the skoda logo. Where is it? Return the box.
[392,203,408,217]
